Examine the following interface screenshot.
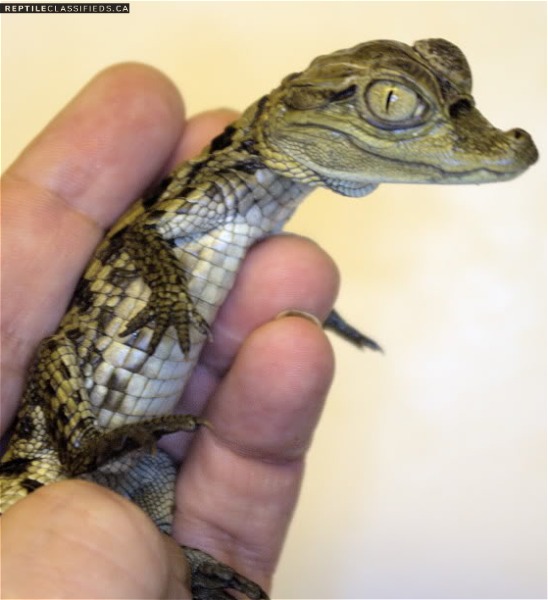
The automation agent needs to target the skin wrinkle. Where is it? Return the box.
[2,172,100,312]
[208,419,309,467]
[2,175,98,276]
[4,168,104,245]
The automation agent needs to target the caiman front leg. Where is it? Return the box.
[114,222,211,355]
[23,333,207,477]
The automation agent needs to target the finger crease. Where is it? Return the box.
[5,168,105,235]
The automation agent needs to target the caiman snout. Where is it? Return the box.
[507,128,539,166]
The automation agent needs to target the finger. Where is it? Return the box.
[0,480,190,599]
[173,315,335,590]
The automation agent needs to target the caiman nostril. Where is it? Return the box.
[511,128,526,140]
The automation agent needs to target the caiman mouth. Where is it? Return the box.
[397,125,539,184]
[446,105,539,178]
[446,126,539,183]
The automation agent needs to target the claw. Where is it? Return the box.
[182,546,269,600]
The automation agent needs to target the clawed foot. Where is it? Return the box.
[183,546,269,600]
[118,223,211,355]
[120,288,210,356]
[66,414,207,474]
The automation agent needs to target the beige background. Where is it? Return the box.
[2,2,546,598]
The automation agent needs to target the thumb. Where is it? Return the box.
[0,479,190,599]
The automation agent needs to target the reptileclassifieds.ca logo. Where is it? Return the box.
[0,2,129,12]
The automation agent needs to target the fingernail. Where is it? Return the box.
[275,309,322,328]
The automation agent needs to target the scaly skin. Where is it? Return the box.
[0,39,538,599]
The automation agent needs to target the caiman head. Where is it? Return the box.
[254,38,538,196]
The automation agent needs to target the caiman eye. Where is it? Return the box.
[366,80,427,126]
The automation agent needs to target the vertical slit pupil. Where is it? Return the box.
[386,90,394,113]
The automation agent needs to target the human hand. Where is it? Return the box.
[1,64,339,598]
